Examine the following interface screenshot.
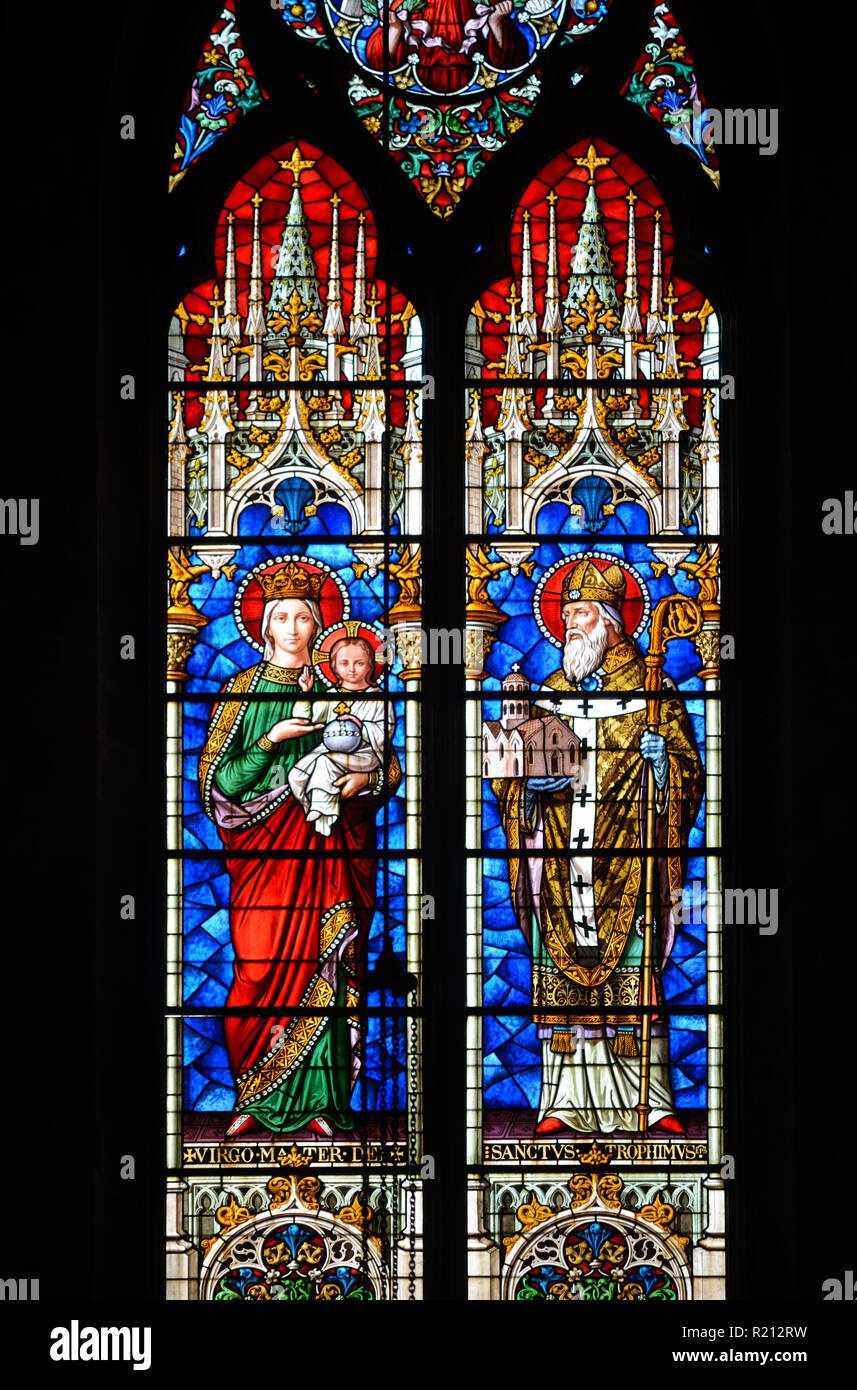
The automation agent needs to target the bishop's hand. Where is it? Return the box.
[640,730,669,788]
[525,777,574,794]
[524,775,573,822]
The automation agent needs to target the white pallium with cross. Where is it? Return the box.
[532,691,648,955]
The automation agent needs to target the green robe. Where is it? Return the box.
[201,661,359,1132]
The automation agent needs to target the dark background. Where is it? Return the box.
[1,0,852,1353]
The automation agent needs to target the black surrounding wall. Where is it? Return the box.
[2,0,853,1353]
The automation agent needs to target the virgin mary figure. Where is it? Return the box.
[198,558,400,1140]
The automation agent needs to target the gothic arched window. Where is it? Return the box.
[156,0,733,1304]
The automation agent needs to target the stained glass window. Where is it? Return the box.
[463,138,724,1299]
[167,138,425,1300]
[162,0,728,1305]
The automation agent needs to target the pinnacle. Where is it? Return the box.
[266,185,323,335]
[563,180,621,329]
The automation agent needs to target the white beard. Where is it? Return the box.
[562,615,610,683]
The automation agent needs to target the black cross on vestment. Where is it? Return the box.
[572,828,590,850]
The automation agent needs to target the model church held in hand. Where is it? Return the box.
[482,666,580,780]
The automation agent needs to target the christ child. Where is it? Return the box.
[288,637,394,837]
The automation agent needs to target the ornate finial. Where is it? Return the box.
[652,545,719,607]
[358,211,366,225]
[502,1193,554,1251]
[507,281,521,309]
[278,145,317,186]
[664,280,678,307]
[639,1192,676,1234]
[522,207,530,223]
[576,1141,612,1166]
[267,1173,321,1216]
[226,210,234,224]
[654,208,662,223]
[575,143,610,184]
[272,1146,313,1171]
[577,283,619,341]
[266,285,322,344]
[626,189,638,205]
[251,190,263,208]
[546,189,558,205]
[200,1193,252,1254]
[336,1193,379,1245]
[330,192,341,208]
[210,283,224,312]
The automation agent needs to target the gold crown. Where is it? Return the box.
[562,559,626,607]
[257,561,323,603]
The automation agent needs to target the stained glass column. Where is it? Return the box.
[165,141,426,1300]
[464,141,726,1301]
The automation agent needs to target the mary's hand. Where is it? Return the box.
[335,772,370,799]
[267,717,324,743]
[298,664,314,693]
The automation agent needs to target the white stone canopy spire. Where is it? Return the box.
[563,147,620,335]
[323,192,346,341]
[647,208,666,341]
[519,210,538,346]
[245,191,265,341]
[222,212,241,370]
[621,190,642,335]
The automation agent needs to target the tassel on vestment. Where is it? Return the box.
[612,1028,638,1057]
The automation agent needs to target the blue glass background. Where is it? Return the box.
[190,498,375,540]
[487,497,699,538]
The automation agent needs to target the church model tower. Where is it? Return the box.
[482,666,579,780]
